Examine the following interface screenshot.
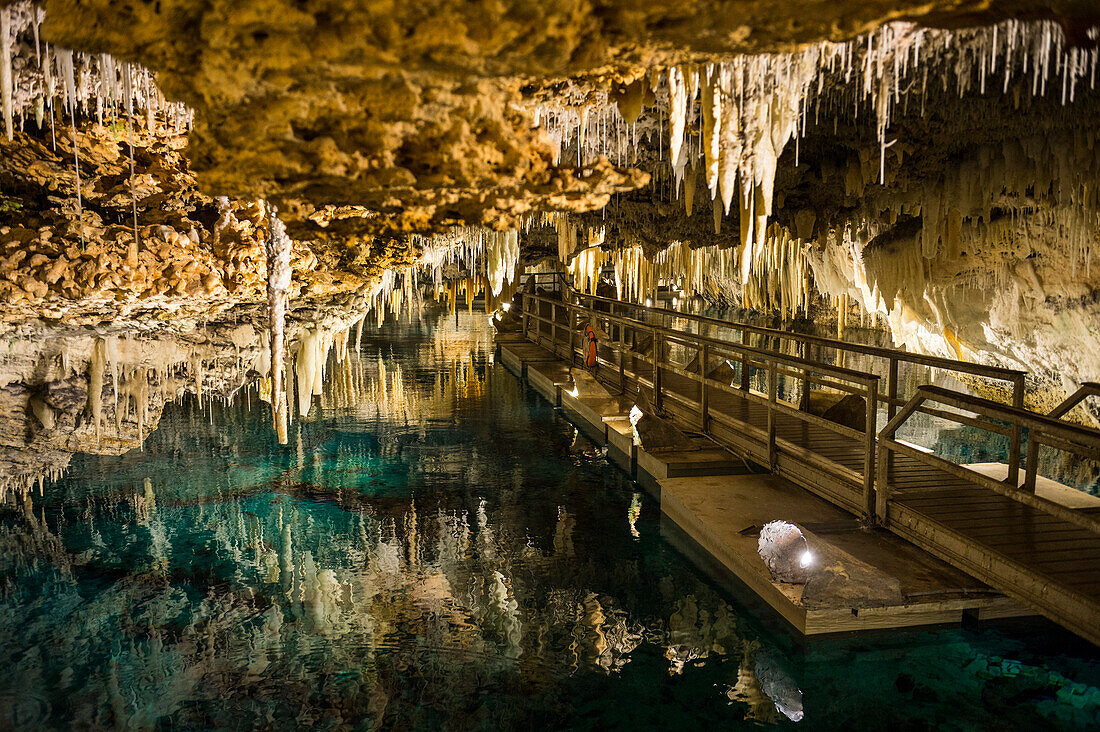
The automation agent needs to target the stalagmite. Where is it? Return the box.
[266,204,292,443]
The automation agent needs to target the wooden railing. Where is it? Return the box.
[519,274,1099,529]
[516,274,1100,641]
[878,385,1100,533]
[1049,382,1100,420]
[521,284,883,518]
[531,273,1028,483]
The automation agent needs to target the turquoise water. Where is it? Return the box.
[0,310,1098,730]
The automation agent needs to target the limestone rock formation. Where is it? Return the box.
[0,0,1098,457]
[630,389,698,453]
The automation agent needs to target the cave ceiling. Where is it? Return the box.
[12,0,1100,238]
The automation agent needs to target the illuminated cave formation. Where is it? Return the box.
[0,0,1097,472]
[1,2,1100,725]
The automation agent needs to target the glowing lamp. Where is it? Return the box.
[758,520,813,584]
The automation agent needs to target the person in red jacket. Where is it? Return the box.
[584,323,598,370]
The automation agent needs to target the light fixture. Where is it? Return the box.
[758,520,813,584]
[501,302,511,311]
[629,404,644,446]
[645,297,653,308]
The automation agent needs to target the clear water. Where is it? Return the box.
[1,310,1098,730]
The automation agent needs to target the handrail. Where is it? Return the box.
[520,276,1100,640]
[561,277,1026,486]
[522,280,1100,528]
[1049,382,1100,420]
[878,386,1100,534]
[522,286,881,518]
[523,290,881,388]
[570,288,1026,383]
[915,385,1100,449]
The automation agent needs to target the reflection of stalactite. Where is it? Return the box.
[0,310,826,725]
[553,508,575,557]
[627,492,642,539]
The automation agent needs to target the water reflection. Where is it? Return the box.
[0,307,1096,729]
[0,308,799,728]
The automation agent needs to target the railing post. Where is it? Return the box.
[653,327,663,410]
[876,442,891,523]
[521,293,530,339]
[881,355,899,514]
[887,356,899,422]
[768,359,778,470]
[864,381,878,522]
[876,392,925,524]
[1007,374,1025,487]
[619,342,626,392]
[740,354,751,392]
[568,306,576,364]
[1022,432,1040,493]
[550,301,557,353]
[701,343,710,433]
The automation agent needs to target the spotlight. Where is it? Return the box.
[645,297,653,308]
[501,302,511,311]
[758,520,813,584]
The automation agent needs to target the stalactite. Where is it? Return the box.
[701,68,721,192]
[568,245,610,294]
[1,3,193,142]
[533,20,1099,278]
[601,225,812,318]
[56,48,84,247]
[86,337,106,441]
[265,203,292,444]
[1,5,12,141]
[122,62,140,267]
[667,66,687,174]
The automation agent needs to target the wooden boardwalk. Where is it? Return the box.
[518,276,1100,645]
